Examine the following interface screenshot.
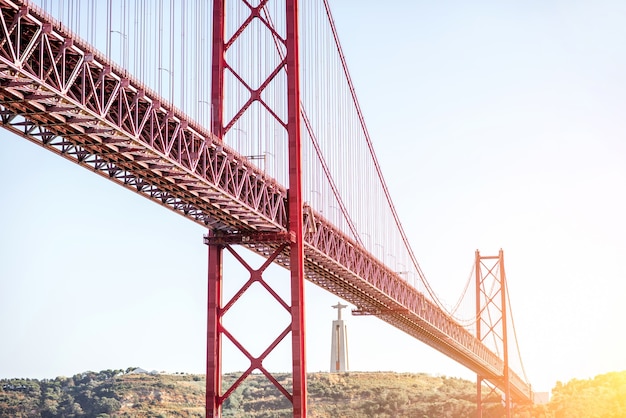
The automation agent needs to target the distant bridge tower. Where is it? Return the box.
[330,302,349,372]
[475,249,511,417]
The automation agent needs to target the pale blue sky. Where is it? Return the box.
[1,1,626,395]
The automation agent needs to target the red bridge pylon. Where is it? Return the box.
[475,249,511,417]
[206,1,306,417]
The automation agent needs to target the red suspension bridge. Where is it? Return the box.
[0,0,533,416]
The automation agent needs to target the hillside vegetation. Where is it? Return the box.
[534,371,626,418]
[0,370,490,417]
[1,369,625,417]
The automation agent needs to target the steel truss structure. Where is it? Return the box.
[475,249,524,417]
[0,1,532,415]
[208,0,307,415]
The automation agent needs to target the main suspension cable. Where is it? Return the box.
[506,279,530,384]
[321,0,454,313]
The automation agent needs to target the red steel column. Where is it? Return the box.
[208,1,225,416]
[206,232,223,417]
[500,249,511,416]
[286,1,307,416]
[210,0,225,140]
[475,250,483,418]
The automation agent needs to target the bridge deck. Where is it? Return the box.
[0,0,531,403]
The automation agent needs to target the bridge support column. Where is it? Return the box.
[475,249,511,417]
[206,231,222,417]
[210,0,306,415]
[204,232,304,417]
[285,0,307,415]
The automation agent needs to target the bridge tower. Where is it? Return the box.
[205,1,306,417]
[475,249,511,417]
[330,302,349,372]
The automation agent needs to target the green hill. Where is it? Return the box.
[0,369,205,418]
[1,369,625,417]
[0,370,486,417]
[534,371,626,418]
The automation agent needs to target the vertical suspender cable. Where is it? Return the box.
[158,0,162,97]
[169,0,174,103]
[122,0,127,70]
[134,0,139,79]
[506,283,530,384]
[181,0,186,113]
[322,0,452,312]
[106,0,111,58]
[90,0,95,47]
[263,7,363,244]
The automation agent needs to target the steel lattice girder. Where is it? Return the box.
[0,0,532,404]
[0,0,287,233]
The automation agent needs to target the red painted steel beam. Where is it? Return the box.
[210,0,224,141]
[206,231,222,417]
[285,1,307,415]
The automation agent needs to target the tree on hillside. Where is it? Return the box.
[548,372,626,418]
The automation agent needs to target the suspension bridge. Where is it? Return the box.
[0,0,533,416]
